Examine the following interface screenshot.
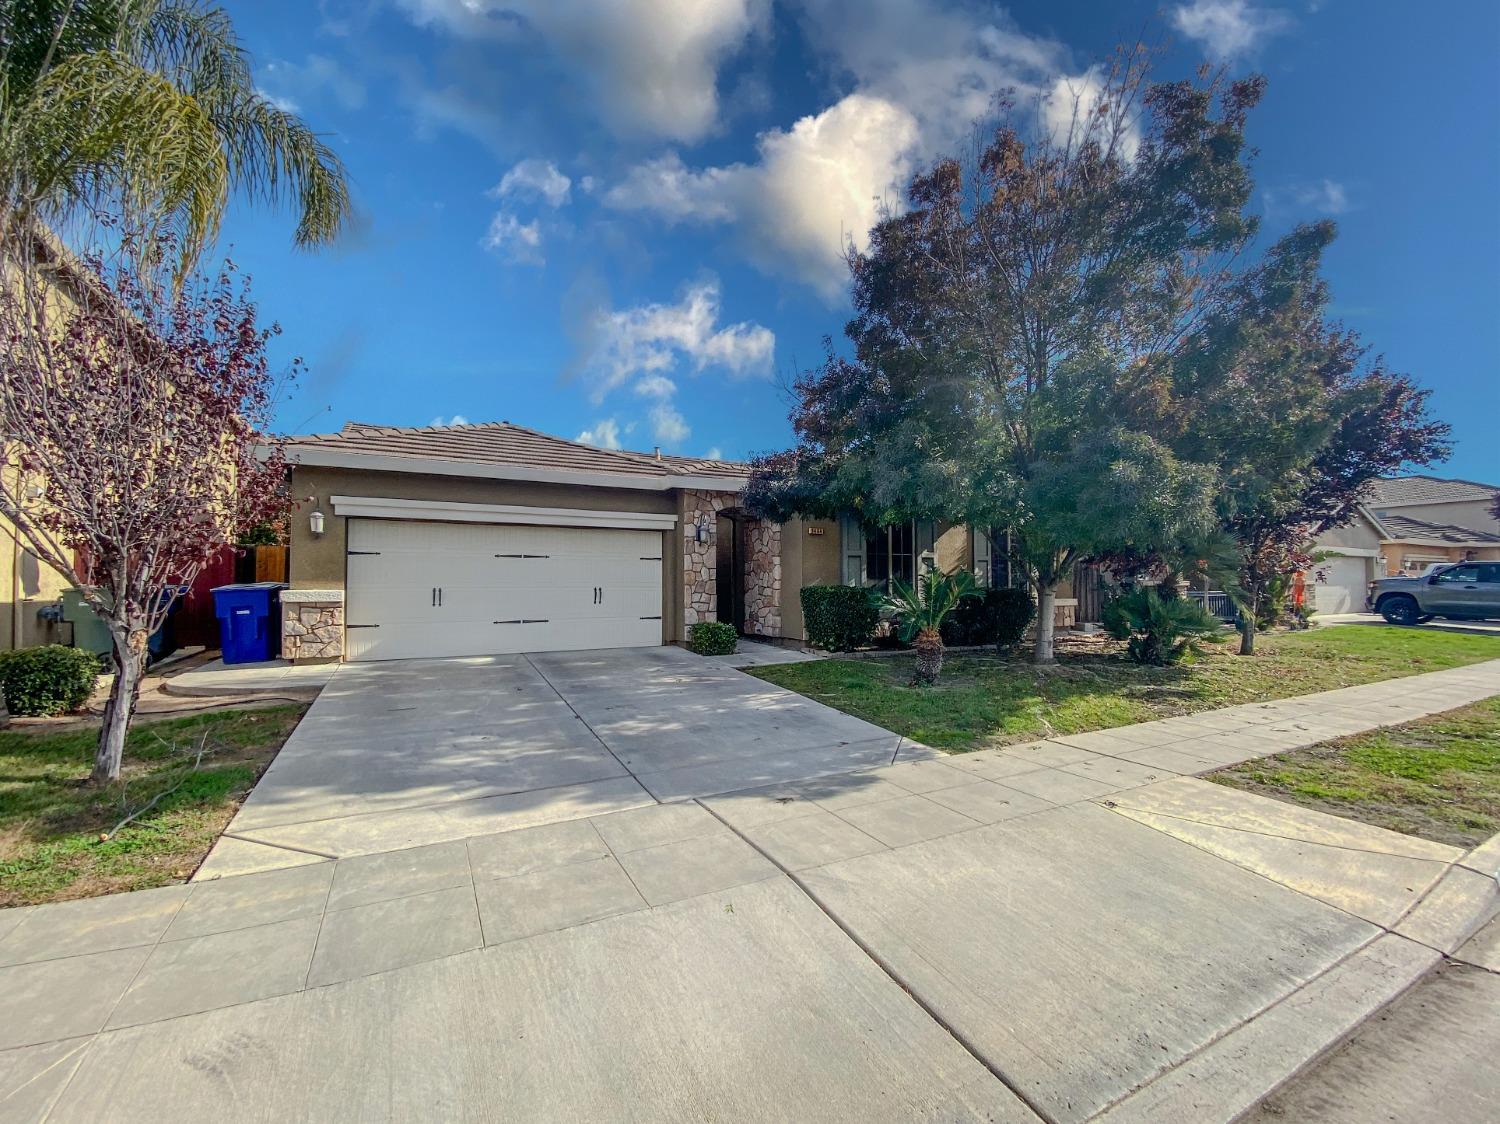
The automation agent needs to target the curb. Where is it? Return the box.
[1091,828,1500,1123]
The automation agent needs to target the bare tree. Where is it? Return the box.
[0,226,290,782]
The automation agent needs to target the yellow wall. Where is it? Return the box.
[0,466,73,652]
[1382,542,1500,575]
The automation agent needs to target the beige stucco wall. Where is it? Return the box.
[1316,514,1382,553]
[290,465,682,645]
[932,522,971,573]
[1,515,72,651]
[1383,542,1500,575]
[1377,499,1500,535]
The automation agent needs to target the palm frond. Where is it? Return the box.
[9,49,228,264]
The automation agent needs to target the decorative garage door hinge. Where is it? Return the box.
[494,553,551,559]
[345,623,380,628]
[493,619,550,625]
[347,550,381,556]
[639,556,662,561]
[639,615,662,620]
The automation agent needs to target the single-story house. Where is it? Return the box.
[1308,489,1500,613]
[280,421,1020,663]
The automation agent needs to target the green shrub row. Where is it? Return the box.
[687,620,739,656]
[801,585,880,652]
[0,645,103,716]
[940,587,1035,649]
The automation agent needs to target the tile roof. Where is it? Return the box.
[285,421,751,483]
[1366,475,1499,507]
[1373,512,1500,545]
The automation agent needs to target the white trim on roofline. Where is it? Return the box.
[1322,547,1379,558]
[280,446,747,493]
[329,495,679,531]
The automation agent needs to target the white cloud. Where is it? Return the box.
[604,1,1082,299]
[259,54,367,113]
[1265,178,1350,216]
[705,446,724,460]
[492,158,571,207]
[480,212,544,264]
[1171,0,1292,60]
[429,414,470,427]
[395,0,768,142]
[649,403,691,444]
[605,94,921,299]
[1041,67,1141,162]
[576,418,624,449]
[577,278,774,401]
[633,374,677,399]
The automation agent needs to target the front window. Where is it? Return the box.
[845,519,933,591]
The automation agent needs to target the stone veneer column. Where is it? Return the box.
[744,520,782,637]
[681,489,731,641]
[280,589,345,662]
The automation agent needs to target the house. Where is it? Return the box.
[1307,475,1500,613]
[1,464,73,651]
[280,421,1005,662]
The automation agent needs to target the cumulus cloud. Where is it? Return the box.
[649,403,691,444]
[480,212,544,264]
[395,0,768,142]
[259,54,367,113]
[1041,67,1141,162]
[492,158,571,207]
[429,414,470,427]
[576,418,624,449]
[704,446,724,460]
[633,374,678,399]
[1171,0,1291,60]
[605,94,921,299]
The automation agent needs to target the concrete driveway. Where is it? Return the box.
[204,646,929,877]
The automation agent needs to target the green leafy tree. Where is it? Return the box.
[0,0,351,266]
[749,53,1255,662]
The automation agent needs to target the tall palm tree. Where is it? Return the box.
[0,0,351,266]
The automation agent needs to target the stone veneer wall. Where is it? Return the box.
[280,589,344,662]
[681,490,732,641]
[744,520,782,636]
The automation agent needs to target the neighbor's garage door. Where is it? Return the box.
[1313,555,1372,615]
[345,519,663,661]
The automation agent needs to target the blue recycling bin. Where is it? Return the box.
[212,582,286,664]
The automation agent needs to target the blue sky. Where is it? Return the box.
[218,0,1498,480]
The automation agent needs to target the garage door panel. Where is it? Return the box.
[1314,556,1370,615]
[346,519,668,661]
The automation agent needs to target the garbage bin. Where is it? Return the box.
[212,582,286,664]
[59,589,112,656]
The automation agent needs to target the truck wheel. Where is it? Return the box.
[1380,596,1421,626]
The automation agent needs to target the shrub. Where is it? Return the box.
[801,585,879,652]
[687,620,738,656]
[1102,588,1223,666]
[883,570,978,685]
[940,586,1036,649]
[0,645,103,716]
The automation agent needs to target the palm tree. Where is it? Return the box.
[883,568,978,685]
[0,0,351,267]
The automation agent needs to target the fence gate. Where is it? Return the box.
[1075,564,1105,623]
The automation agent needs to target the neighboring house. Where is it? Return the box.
[1307,475,1500,613]
[280,421,1007,662]
[0,462,72,651]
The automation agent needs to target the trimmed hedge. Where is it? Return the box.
[801,585,879,652]
[0,645,102,716]
[687,620,738,656]
[940,587,1035,650]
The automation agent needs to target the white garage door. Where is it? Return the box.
[345,519,664,661]
[1313,555,1371,615]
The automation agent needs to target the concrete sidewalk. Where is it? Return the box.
[3,657,1497,1122]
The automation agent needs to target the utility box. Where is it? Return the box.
[212,583,286,664]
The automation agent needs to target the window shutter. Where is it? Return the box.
[841,513,866,586]
[917,521,936,573]
[971,526,991,586]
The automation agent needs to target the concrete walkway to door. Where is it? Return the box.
[197,646,933,878]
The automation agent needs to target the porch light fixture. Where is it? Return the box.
[309,509,326,537]
[694,520,708,543]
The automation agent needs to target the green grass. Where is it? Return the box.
[748,626,1500,753]
[0,706,307,906]
[1211,697,1500,848]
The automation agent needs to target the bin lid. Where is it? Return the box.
[210,582,289,592]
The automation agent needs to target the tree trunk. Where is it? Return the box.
[1238,616,1256,656]
[1034,582,1057,664]
[913,628,944,685]
[93,628,148,784]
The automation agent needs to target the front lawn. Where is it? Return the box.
[748,626,1500,753]
[0,706,307,906]
[1211,698,1500,848]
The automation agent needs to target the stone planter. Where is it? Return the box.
[280,589,345,663]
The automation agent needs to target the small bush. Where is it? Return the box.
[1102,588,1223,666]
[940,586,1036,649]
[0,645,102,716]
[687,620,738,656]
[801,585,879,652]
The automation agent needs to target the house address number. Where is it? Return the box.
[807,526,825,536]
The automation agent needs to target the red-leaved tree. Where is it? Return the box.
[0,229,291,782]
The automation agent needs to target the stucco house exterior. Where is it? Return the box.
[1308,476,1500,612]
[280,421,1003,663]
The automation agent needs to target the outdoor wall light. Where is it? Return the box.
[309,510,326,537]
[694,520,709,543]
